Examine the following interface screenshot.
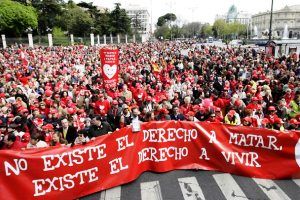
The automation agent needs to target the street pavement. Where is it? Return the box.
[81,169,300,200]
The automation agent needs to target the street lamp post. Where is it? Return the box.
[26,27,33,48]
[268,0,274,41]
[46,27,53,47]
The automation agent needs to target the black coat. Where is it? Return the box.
[88,122,112,138]
[170,114,185,121]
[213,81,224,93]
[59,126,78,144]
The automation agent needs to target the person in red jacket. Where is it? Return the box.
[245,97,260,111]
[2,133,26,150]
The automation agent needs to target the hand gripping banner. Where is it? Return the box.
[1,121,300,200]
[100,48,119,90]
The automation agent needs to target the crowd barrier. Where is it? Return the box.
[1,121,300,200]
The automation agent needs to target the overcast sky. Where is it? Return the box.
[77,0,300,25]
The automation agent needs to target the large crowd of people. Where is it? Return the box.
[0,40,299,150]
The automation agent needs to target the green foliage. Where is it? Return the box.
[181,22,202,38]
[0,0,38,37]
[77,1,100,30]
[154,25,170,39]
[212,19,247,39]
[2,1,134,37]
[157,13,177,26]
[57,3,93,36]
[31,0,63,35]
[109,3,131,35]
[201,23,213,38]
[96,10,112,35]
[171,25,182,39]
[212,19,227,38]
[52,27,64,37]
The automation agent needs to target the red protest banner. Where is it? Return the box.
[0,121,300,200]
[100,48,119,90]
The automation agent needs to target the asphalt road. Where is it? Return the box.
[81,169,300,200]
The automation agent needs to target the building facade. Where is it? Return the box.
[126,7,150,35]
[251,5,300,39]
[215,5,251,25]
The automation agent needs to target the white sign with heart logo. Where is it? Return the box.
[103,64,117,79]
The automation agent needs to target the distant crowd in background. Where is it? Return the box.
[0,41,300,150]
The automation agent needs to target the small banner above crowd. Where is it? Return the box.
[1,121,300,200]
[100,48,119,90]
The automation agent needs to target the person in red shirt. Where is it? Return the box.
[180,96,193,115]
[94,93,110,115]
[2,133,26,150]
[242,117,253,127]
[245,97,260,111]
[266,106,279,124]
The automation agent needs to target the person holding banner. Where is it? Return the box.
[49,132,67,147]
[26,133,48,149]
[89,116,112,139]
[59,118,78,144]
[2,132,26,150]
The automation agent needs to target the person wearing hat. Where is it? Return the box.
[272,118,285,131]
[266,106,279,124]
[224,110,241,125]
[38,101,50,117]
[156,108,171,121]
[245,96,260,111]
[231,98,246,117]
[186,111,199,122]
[287,118,300,130]
[242,117,253,127]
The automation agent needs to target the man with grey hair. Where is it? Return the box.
[58,118,78,144]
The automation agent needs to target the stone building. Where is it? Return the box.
[252,5,300,39]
